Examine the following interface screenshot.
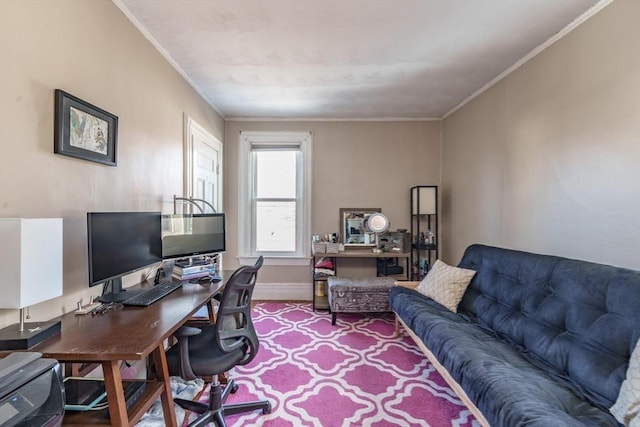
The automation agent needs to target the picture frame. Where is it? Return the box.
[339,208,381,247]
[54,89,118,166]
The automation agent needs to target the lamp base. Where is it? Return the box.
[0,320,61,351]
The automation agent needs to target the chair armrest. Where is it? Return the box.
[172,326,201,380]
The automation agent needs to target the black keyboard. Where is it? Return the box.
[122,283,183,307]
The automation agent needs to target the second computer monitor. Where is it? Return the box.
[161,213,226,261]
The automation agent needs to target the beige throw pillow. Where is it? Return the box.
[415,259,476,312]
[611,339,640,426]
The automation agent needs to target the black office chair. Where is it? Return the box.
[165,257,271,427]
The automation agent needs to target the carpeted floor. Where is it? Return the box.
[184,302,479,427]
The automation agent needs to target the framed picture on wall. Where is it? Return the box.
[54,89,118,166]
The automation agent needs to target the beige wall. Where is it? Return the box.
[9,0,628,325]
[442,0,640,269]
[224,121,440,286]
[0,0,224,328]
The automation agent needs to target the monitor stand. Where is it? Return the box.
[97,278,140,303]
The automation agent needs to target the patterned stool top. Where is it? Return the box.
[327,276,395,289]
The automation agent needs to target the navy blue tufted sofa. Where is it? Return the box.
[389,244,640,426]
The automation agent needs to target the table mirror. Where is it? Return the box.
[339,208,381,247]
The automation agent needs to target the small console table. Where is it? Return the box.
[312,250,409,311]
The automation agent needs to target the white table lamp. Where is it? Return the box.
[0,218,63,350]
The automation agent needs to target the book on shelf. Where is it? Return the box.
[173,272,214,280]
[173,264,216,281]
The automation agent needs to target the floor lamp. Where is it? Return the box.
[0,218,63,350]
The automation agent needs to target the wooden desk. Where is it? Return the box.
[23,278,224,426]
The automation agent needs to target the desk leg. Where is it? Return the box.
[206,298,217,324]
[151,345,178,427]
[102,360,129,426]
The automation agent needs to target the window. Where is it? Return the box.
[238,131,311,264]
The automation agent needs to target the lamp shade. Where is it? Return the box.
[0,218,63,309]
[411,186,437,215]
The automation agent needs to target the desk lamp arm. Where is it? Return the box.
[173,195,216,214]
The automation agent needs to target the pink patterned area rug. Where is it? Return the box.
[187,302,478,427]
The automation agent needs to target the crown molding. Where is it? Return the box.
[442,0,614,120]
[112,0,227,119]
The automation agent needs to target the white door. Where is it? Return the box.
[193,140,219,213]
[184,116,222,213]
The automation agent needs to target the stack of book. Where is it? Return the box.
[173,262,216,281]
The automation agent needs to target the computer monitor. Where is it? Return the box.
[161,213,226,262]
[87,212,162,302]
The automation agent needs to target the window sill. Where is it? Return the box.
[238,256,311,267]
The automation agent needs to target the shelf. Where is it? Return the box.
[63,380,163,426]
[410,186,439,282]
[314,297,330,311]
[412,243,437,250]
[316,250,408,258]
[313,253,336,311]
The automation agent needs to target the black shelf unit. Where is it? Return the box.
[410,186,438,281]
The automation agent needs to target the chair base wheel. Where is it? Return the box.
[263,401,272,414]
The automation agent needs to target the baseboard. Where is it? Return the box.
[253,282,312,301]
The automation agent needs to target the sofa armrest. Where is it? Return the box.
[394,281,420,289]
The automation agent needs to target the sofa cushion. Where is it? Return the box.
[390,286,620,427]
[416,259,476,312]
[457,244,640,409]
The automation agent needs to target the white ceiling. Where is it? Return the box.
[115,0,604,120]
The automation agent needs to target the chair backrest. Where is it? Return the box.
[215,256,263,365]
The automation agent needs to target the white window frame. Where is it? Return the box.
[238,131,312,266]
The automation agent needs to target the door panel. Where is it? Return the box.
[184,117,222,214]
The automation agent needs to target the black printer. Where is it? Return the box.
[0,352,64,427]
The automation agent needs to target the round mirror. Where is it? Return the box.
[364,213,389,234]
